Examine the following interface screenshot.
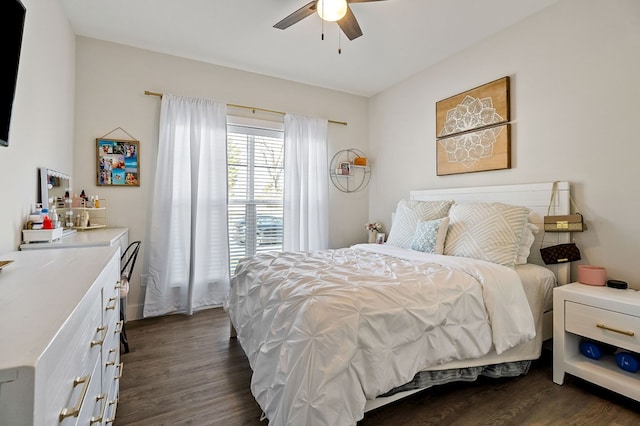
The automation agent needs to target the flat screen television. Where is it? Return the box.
[1,0,26,147]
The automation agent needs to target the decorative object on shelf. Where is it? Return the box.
[353,157,367,166]
[376,233,385,244]
[436,77,511,176]
[69,198,108,231]
[577,265,606,286]
[330,148,370,192]
[366,222,382,243]
[97,127,140,186]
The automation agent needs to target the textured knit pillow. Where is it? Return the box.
[386,199,454,249]
[444,202,530,268]
[515,222,539,265]
[411,217,450,254]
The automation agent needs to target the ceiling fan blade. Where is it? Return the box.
[337,6,363,40]
[274,1,317,30]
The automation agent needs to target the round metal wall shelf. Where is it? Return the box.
[329,148,370,193]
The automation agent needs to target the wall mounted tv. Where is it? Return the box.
[1,0,26,147]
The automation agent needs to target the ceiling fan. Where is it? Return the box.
[274,0,388,41]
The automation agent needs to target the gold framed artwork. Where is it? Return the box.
[436,77,511,176]
[96,138,140,186]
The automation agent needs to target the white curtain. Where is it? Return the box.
[143,94,229,317]
[283,113,329,251]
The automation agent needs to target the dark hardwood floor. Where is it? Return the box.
[115,307,640,425]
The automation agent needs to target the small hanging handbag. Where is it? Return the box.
[543,182,586,232]
[540,182,583,265]
[544,213,585,232]
[540,242,581,265]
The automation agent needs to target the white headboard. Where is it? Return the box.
[410,181,571,285]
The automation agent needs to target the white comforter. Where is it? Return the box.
[224,244,535,426]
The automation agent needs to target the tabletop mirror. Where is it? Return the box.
[38,167,77,233]
[39,167,70,207]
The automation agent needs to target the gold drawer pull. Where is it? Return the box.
[91,325,108,347]
[115,362,124,379]
[105,398,119,424]
[114,320,124,334]
[597,323,635,336]
[90,393,107,424]
[59,375,91,421]
[106,348,118,366]
[106,297,118,311]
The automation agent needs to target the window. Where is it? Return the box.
[227,118,284,274]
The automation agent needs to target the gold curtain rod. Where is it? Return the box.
[144,90,347,126]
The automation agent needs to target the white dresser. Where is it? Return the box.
[20,228,128,254]
[0,246,123,425]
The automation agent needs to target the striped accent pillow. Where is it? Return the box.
[444,202,530,268]
[386,199,454,249]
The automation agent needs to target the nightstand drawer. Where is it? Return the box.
[566,301,640,352]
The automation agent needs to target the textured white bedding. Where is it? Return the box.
[516,263,556,313]
[225,244,536,426]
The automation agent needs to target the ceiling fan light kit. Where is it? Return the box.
[317,0,348,21]
[274,0,388,45]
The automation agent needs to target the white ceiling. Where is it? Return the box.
[60,0,560,97]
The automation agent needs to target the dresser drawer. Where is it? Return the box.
[101,262,120,324]
[565,301,640,352]
[42,293,102,425]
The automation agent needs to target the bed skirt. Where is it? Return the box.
[379,360,532,397]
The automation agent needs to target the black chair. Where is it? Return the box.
[120,241,141,354]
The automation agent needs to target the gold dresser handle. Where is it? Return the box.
[105,348,117,367]
[59,375,91,421]
[105,398,119,424]
[597,323,635,336]
[90,393,107,424]
[91,325,108,347]
[106,297,118,311]
[115,362,124,379]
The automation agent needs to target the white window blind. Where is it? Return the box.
[227,120,284,274]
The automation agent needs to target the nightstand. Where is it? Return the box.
[553,283,640,402]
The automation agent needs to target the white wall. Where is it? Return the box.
[0,0,75,254]
[72,38,370,319]
[369,0,640,286]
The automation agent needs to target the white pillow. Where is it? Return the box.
[515,223,539,265]
[444,202,531,268]
[411,217,450,254]
[386,199,454,249]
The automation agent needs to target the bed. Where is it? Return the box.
[224,181,571,425]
